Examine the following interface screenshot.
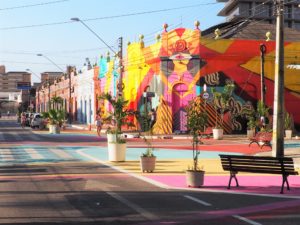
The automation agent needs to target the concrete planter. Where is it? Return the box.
[107,143,126,162]
[140,156,156,173]
[285,130,292,139]
[186,170,205,187]
[107,133,117,143]
[49,124,60,134]
[247,129,255,139]
[213,128,223,140]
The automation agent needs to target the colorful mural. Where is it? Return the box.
[99,24,300,134]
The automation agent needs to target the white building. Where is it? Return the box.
[76,66,95,125]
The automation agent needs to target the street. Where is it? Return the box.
[0,119,300,225]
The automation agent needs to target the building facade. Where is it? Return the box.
[97,23,300,134]
[0,65,31,113]
[217,0,300,30]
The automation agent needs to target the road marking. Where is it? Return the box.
[0,133,4,141]
[27,133,42,141]
[184,195,212,206]
[0,149,14,161]
[12,133,22,141]
[50,148,73,159]
[233,215,262,225]
[106,191,159,221]
[24,148,44,159]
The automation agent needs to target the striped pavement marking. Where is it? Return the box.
[24,148,44,160]
[49,148,74,160]
[26,133,42,141]
[0,149,14,161]
[0,133,4,141]
[11,133,22,141]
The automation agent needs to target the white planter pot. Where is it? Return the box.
[107,143,126,162]
[49,124,60,134]
[107,134,117,143]
[285,130,292,139]
[213,128,223,140]
[140,156,156,173]
[186,170,205,187]
[247,129,255,139]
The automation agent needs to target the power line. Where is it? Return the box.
[0,0,69,11]
[0,2,218,30]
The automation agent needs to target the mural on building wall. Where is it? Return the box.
[98,25,300,134]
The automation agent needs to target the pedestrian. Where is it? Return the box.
[149,108,157,129]
[7,111,10,118]
[95,112,102,136]
[21,112,26,129]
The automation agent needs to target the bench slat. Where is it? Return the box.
[220,161,295,168]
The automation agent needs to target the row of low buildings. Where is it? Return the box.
[3,1,300,132]
[34,18,300,133]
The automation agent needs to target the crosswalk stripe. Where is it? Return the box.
[27,133,42,141]
[49,148,73,159]
[0,149,14,161]
[24,148,44,159]
[11,133,22,141]
[0,133,4,141]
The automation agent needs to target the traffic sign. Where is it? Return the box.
[17,82,31,90]
[202,92,209,99]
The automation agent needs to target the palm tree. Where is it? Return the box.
[51,96,63,110]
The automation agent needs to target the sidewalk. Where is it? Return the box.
[63,124,300,197]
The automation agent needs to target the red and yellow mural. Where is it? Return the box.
[99,24,300,134]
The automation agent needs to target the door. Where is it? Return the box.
[172,83,193,132]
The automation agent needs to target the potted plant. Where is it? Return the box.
[185,96,208,187]
[100,93,130,162]
[284,112,293,139]
[140,122,156,172]
[211,83,235,140]
[246,116,257,138]
[41,109,65,134]
[140,146,156,173]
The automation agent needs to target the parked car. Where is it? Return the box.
[30,113,44,129]
[25,113,34,126]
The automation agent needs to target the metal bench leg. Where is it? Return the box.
[281,175,290,194]
[228,172,239,189]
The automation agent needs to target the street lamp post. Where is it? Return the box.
[260,44,266,106]
[71,17,124,97]
[37,54,64,72]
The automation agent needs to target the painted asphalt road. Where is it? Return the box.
[1,119,300,225]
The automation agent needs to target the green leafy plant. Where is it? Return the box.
[99,93,130,143]
[247,116,257,130]
[186,96,208,171]
[256,100,269,118]
[284,112,293,130]
[41,109,65,126]
[211,83,235,128]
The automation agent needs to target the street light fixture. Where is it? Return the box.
[70,17,116,54]
[37,53,65,72]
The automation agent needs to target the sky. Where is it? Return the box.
[0,0,225,84]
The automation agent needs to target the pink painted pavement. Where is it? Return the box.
[145,174,300,196]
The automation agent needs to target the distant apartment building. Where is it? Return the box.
[217,0,300,30]
[40,72,63,83]
[0,65,31,113]
[0,66,31,93]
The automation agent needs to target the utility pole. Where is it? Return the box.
[48,79,51,111]
[272,0,285,157]
[260,44,266,106]
[118,37,123,98]
[68,66,72,124]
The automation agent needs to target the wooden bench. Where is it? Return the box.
[249,132,272,149]
[199,126,213,138]
[219,154,299,194]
